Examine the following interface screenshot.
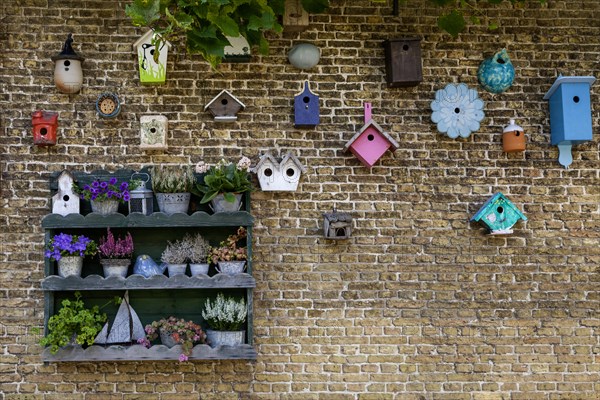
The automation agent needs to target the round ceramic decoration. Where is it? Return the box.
[96,93,121,118]
[431,83,485,139]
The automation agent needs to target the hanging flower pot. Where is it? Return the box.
[477,49,515,94]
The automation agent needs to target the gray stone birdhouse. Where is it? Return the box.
[323,209,352,240]
[52,170,79,216]
[204,90,245,122]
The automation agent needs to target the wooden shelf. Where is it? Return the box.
[41,273,256,291]
[41,344,257,362]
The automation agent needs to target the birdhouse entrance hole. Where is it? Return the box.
[264,168,273,177]
[221,99,228,105]
[497,206,504,214]
[454,108,460,114]
[367,134,374,141]
[63,195,70,202]
[403,44,409,51]
[335,228,346,237]
[40,128,48,135]
[573,96,579,103]
[303,96,310,103]
[286,168,295,177]
[497,57,505,64]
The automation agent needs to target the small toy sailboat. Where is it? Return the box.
[94,291,145,345]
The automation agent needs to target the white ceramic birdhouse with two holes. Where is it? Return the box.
[52,171,79,216]
[344,103,399,168]
[470,192,527,235]
[323,208,353,240]
[140,115,168,150]
[205,90,245,122]
[133,30,171,85]
[51,34,84,94]
[294,81,319,127]
[252,151,307,191]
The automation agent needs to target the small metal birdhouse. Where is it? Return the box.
[470,192,527,235]
[140,115,168,150]
[51,33,85,94]
[543,75,596,168]
[204,90,245,122]
[32,110,58,146]
[252,151,307,191]
[224,35,251,62]
[294,81,319,127]
[344,103,399,168]
[323,209,352,240]
[133,30,172,85]
[384,38,422,88]
[128,173,154,216]
[502,119,525,153]
[52,171,79,216]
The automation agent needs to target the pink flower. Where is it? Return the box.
[178,353,189,362]
[195,161,209,174]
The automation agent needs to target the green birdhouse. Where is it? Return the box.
[470,193,527,235]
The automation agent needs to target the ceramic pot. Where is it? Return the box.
[167,263,187,277]
[502,119,525,153]
[159,328,178,348]
[190,263,209,276]
[206,329,245,347]
[216,261,246,275]
[210,193,243,213]
[156,193,191,215]
[477,49,515,94]
[100,258,130,278]
[58,256,83,278]
[91,200,119,215]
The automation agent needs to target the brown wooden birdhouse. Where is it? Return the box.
[323,209,352,240]
[383,37,422,88]
[204,90,245,122]
[32,110,58,146]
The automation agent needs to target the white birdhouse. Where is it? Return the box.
[140,115,168,150]
[133,30,172,85]
[52,171,80,216]
[251,151,307,192]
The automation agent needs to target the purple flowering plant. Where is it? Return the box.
[45,233,98,262]
[77,177,131,203]
[138,316,207,362]
[98,228,134,259]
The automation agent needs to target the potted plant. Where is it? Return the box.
[161,238,188,277]
[138,316,207,362]
[201,293,247,347]
[45,233,98,278]
[98,228,134,278]
[150,165,196,215]
[194,157,253,213]
[77,177,131,215]
[207,227,247,275]
[40,291,111,354]
[182,233,211,276]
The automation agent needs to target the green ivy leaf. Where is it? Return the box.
[488,21,499,30]
[125,0,161,26]
[211,14,240,37]
[248,11,276,31]
[301,0,329,13]
[438,10,466,37]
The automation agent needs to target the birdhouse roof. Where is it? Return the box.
[133,29,172,50]
[204,90,246,111]
[543,76,596,100]
[251,151,279,172]
[252,151,307,174]
[295,81,318,98]
[280,152,307,173]
[343,119,400,152]
[470,192,527,223]
[323,210,352,223]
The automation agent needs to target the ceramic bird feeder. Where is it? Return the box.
[323,208,352,240]
[140,115,168,150]
[51,34,85,94]
[470,192,527,235]
[294,81,320,127]
[224,35,251,62]
[96,93,121,118]
[543,75,596,168]
[477,49,515,94]
[32,110,58,146]
[344,103,399,168]
[133,30,171,85]
[204,90,245,122]
[288,43,320,69]
[431,83,485,139]
[383,38,422,88]
[52,171,79,216]
[252,151,307,191]
[502,119,525,153]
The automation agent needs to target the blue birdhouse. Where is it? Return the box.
[470,193,527,235]
[543,76,596,168]
[294,81,319,127]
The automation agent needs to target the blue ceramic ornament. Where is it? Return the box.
[477,49,515,94]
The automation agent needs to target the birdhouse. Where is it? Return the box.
[32,110,58,146]
[283,0,309,32]
[502,119,525,153]
[140,115,168,150]
[204,90,245,122]
[543,76,596,168]
[294,81,319,127]
[344,103,399,168]
[252,151,307,191]
[223,35,251,62]
[51,33,85,94]
[96,93,121,118]
[288,43,320,70]
[133,30,171,85]
[52,171,79,216]
[470,192,527,235]
[383,38,422,88]
[323,209,352,240]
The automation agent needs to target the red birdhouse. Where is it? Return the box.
[32,110,58,146]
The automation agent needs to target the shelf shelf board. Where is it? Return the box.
[42,211,254,229]
[41,344,257,362]
[41,273,256,291]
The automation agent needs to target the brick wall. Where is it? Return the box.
[1,0,599,398]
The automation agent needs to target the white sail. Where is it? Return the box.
[94,291,145,344]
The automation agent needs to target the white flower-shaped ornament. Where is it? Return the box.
[431,83,485,139]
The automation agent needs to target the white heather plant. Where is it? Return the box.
[160,239,188,264]
[202,293,247,331]
[183,233,211,264]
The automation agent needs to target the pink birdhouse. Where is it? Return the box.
[343,103,399,168]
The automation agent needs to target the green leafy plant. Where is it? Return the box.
[150,165,196,193]
[202,293,247,331]
[193,157,253,204]
[40,292,119,354]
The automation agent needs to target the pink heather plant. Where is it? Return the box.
[98,228,134,259]
[138,316,206,362]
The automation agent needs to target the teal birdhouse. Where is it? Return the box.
[470,193,527,235]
